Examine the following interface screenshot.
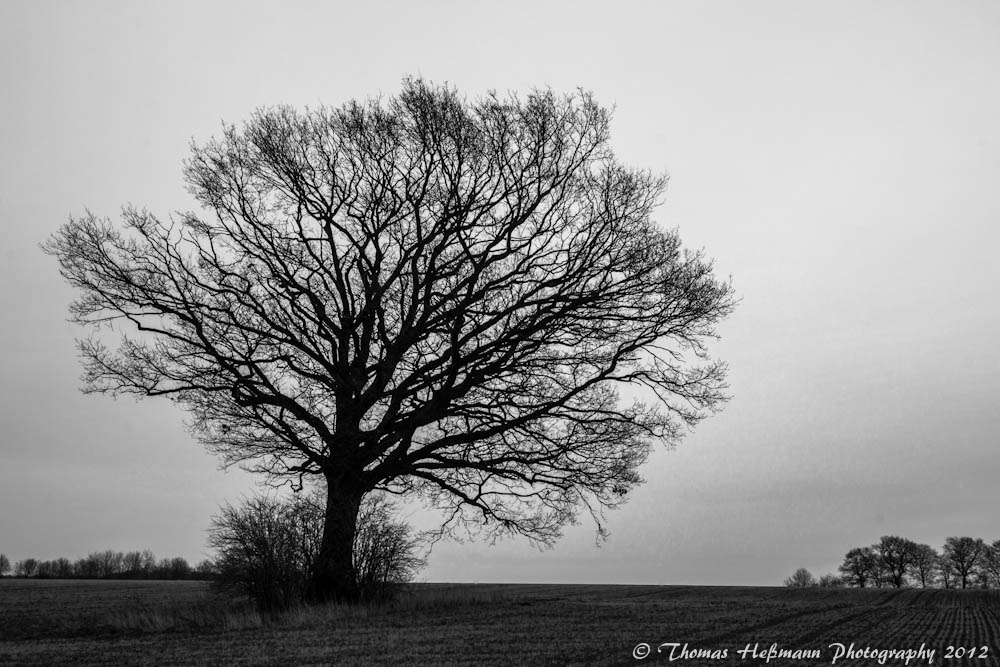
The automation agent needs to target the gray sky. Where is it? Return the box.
[2,0,997,585]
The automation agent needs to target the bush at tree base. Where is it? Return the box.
[209,491,424,612]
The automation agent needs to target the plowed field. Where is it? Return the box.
[1,580,998,666]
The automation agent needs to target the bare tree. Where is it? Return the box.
[839,547,878,588]
[875,535,916,588]
[938,552,957,589]
[139,549,157,576]
[870,557,891,588]
[194,559,219,579]
[122,550,145,577]
[73,556,96,578]
[784,568,816,588]
[44,79,735,602]
[15,558,38,578]
[817,573,844,588]
[168,557,191,579]
[92,550,125,578]
[0,553,9,577]
[55,558,73,578]
[980,540,1000,588]
[908,543,939,588]
[942,537,986,589]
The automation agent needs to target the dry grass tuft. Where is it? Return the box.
[104,600,264,634]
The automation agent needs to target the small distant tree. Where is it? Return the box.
[73,555,98,578]
[870,557,890,588]
[122,551,145,577]
[15,558,39,578]
[909,544,939,588]
[35,560,56,578]
[875,536,917,588]
[784,568,816,588]
[168,557,191,580]
[981,541,1000,589]
[139,550,157,576]
[0,553,9,577]
[818,573,845,588]
[943,537,986,589]
[938,553,957,589]
[90,550,125,578]
[839,547,878,588]
[153,558,176,579]
[54,558,73,578]
[194,559,218,580]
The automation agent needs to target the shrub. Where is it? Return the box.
[818,573,845,588]
[209,495,315,612]
[208,490,424,612]
[353,494,426,601]
[784,567,816,588]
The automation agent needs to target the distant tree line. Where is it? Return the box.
[0,549,214,580]
[786,536,1000,589]
[0,490,425,616]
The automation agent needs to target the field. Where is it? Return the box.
[1,580,999,666]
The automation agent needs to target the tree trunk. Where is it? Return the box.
[308,474,363,603]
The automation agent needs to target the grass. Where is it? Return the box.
[1,580,999,665]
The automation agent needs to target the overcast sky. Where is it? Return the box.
[1,0,998,585]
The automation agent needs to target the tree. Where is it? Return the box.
[908,543,939,588]
[875,535,917,588]
[44,79,735,602]
[938,552,957,589]
[979,540,1000,589]
[91,550,125,578]
[194,559,219,580]
[15,558,38,578]
[943,537,986,589]
[839,547,878,588]
[167,557,191,579]
[139,549,157,576]
[869,556,890,588]
[0,553,9,577]
[73,555,99,579]
[55,557,73,578]
[817,573,845,588]
[784,568,816,588]
[122,551,141,575]
[35,560,56,578]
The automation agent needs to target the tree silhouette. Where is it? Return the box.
[784,567,815,587]
[984,540,1000,588]
[44,79,735,602]
[909,543,939,588]
[875,535,917,588]
[839,547,878,588]
[943,536,986,589]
